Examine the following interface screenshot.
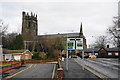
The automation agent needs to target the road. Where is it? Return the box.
[76,58,119,79]
[62,58,101,80]
[6,63,54,80]
[4,58,119,80]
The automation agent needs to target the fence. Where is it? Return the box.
[0,61,21,73]
[0,61,21,65]
[24,59,57,64]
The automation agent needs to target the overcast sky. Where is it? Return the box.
[0,0,119,47]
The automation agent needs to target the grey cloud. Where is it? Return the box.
[1,1,118,46]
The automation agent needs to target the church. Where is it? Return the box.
[21,11,87,52]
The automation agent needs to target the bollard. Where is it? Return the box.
[57,68,63,80]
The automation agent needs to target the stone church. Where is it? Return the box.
[21,11,87,51]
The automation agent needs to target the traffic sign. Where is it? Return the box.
[76,38,83,49]
[67,38,75,50]
[92,49,95,52]
[69,50,72,53]
[67,47,73,49]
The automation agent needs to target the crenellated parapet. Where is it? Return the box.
[22,11,37,21]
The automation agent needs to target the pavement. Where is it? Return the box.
[61,58,101,80]
[5,63,54,80]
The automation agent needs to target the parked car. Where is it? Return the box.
[89,55,96,58]
[6,58,16,61]
[71,55,77,58]
[10,59,16,61]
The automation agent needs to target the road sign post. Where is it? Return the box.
[66,49,68,71]
[66,36,69,71]
[82,38,84,70]
[66,38,84,71]
[92,49,95,55]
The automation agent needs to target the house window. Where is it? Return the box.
[95,53,98,55]
[108,53,112,55]
[115,53,119,56]
[14,56,21,61]
[25,54,29,60]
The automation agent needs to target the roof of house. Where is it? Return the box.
[83,47,120,53]
[3,49,33,56]
[105,48,120,52]
[3,48,28,54]
[84,48,100,53]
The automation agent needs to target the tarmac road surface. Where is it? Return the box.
[6,63,54,80]
[77,58,119,80]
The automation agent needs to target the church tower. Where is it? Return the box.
[22,11,38,41]
[79,22,87,49]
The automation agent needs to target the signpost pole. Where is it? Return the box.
[66,35,68,71]
[82,38,84,70]
[66,48,68,71]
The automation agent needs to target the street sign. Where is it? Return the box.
[66,38,84,71]
[69,50,72,53]
[67,47,73,49]
[76,38,83,50]
[91,49,95,52]
[67,38,75,50]
[67,38,83,50]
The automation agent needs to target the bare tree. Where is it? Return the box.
[93,35,108,48]
[107,17,120,47]
[0,19,8,36]
[2,33,18,48]
[0,19,8,61]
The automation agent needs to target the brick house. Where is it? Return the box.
[3,49,33,61]
[83,47,120,57]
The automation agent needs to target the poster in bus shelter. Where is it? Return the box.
[76,38,83,49]
[67,38,75,50]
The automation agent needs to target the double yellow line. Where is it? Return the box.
[74,59,110,80]
[4,64,33,79]
[52,64,56,79]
